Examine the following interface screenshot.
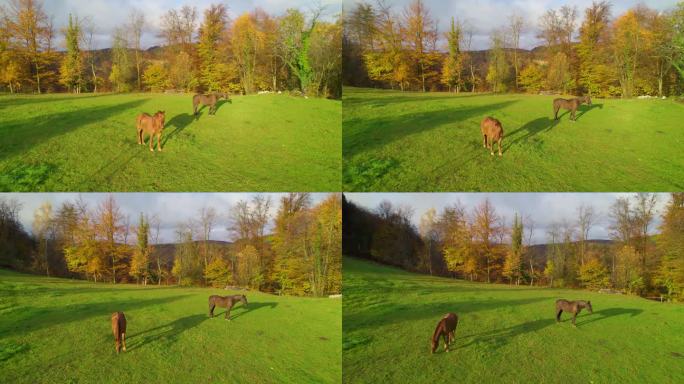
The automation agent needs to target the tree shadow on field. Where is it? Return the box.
[0,294,189,338]
[211,301,278,321]
[163,113,195,145]
[574,307,643,327]
[0,99,148,161]
[343,100,518,158]
[344,295,547,332]
[127,314,207,350]
[0,93,112,110]
[344,93,487,108]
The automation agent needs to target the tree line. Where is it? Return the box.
[343,193,684,301]
[0,0,341,97]
[344,0,684,97]
[0,193,341,297]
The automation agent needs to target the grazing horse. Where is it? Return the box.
[136,111,166,152]
[193,92,229,117]
[431,312,458,354]
[111,311,127,354]
[208,294,248,320]
[480,117,504,157]
[555,299,593,326]
[553,96,592,121]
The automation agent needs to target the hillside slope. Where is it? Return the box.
[342,257,684,383]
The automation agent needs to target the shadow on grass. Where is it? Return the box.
[0,99,148,161]
[344,295,548,332]
[574,307,643,327]
[193,99,232,120]
[343,93,488,108]
[453,318,556,352]
[553,103,603,122]
[343,100,518,158]
[0,294,189,338]
[210,301,278,321]
[505,117,558,149]
[0,93,113,110]
[127,314,207,350]
[163,113,195,145]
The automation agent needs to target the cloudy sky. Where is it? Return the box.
[344,0,678,50]
[345,193,670,244]
[28,0,341,50]
[1,193,334,243]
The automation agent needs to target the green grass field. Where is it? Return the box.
[0,93,340,191]
[342,87,684,191]
[342,257,684,383]
[0,269,341,383]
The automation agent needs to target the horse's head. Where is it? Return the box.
[155,111,166,129]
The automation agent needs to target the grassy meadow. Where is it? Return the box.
[342,257,684,383]
[0,269,341,384]
[0,93,341,191]
[342,87,684,191]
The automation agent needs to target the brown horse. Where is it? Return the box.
[431,312,458,353]
[208,294,248,320]
[555,299,593,326]
[136,111,165,152]
[111,311,127,354]
[553,96,592,121]
[193,92,229,117]
[481,117,504,157]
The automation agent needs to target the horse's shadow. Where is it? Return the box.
[162,113,194,145]
[574,103,603,120]
[455,318,555,351]
[555,103,603,122]
[194,99,232,119]
[213,301,278,321]
[505,117,558,150]
[126,314,206,350]
[574,307,643,327]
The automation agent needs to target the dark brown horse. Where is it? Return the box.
[553,96,592,121]
[431,312,458,353]
[208,294,248,320]
[481,117,504,157]
[555,299,593,326]
[136,110,165,152]
[111,311,127,354]
[193,92,230,117]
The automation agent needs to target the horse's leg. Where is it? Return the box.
[556,309,562,322]
[122,332,126,352]
[482,134,487,148]
[209,303,215,318]
[157,132,162,151]
[148,133,154,152]
[572,310,578,326]
[497,137,503,157]
[443,333,449,352]
[571,108,576,121]
[554,105,559,120]
[225,304,232,320]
